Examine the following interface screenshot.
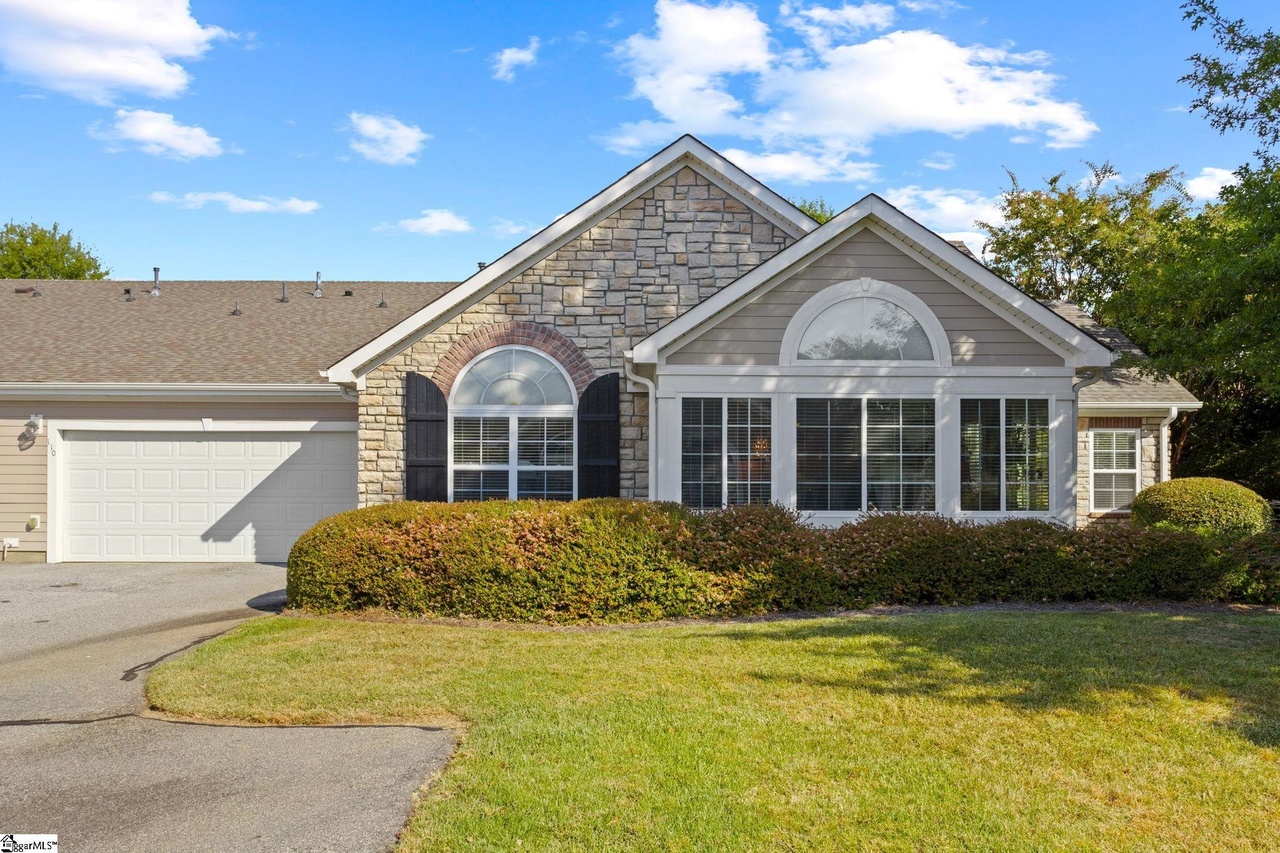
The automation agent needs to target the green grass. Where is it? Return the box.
[147,609,1280,851]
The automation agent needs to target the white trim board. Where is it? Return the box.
[326,135,819,385]
[0,383,349,401]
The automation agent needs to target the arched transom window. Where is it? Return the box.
[780,278,951,367]
[798,296,933,361]
[450,346,576,501]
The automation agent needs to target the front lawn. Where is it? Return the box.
[148,609,1280,851]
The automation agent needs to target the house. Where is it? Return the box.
[0,136,1199,563]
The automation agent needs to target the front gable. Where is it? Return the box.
[635,195,1114,370]
[666,227,1063,368]
[328,135,816,386]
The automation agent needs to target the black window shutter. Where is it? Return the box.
[405,372,448,501]
[577,373,621,498]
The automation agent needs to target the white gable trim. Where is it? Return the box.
[326,135,818,384]
[634,195,1114,369]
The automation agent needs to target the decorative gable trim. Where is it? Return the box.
[432,321,595,399]
[632,195,1114,369]
[326,135,818,384]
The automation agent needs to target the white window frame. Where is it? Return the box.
[958,397,1053,516]
[679,396,773,509]
[447,345,578,502]
[779,278,953,368]
[1088,428,1142,513]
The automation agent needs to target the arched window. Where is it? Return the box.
[780,278,951,367]
[449,346,576,501]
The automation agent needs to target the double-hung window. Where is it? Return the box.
[681,398,772,508]
[959,398,1051,512]
[1091,429,1140,511]
[450,347,576,501]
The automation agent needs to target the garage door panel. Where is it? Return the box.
[62,430,357,562]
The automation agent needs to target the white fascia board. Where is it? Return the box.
[634,194,1115,369]
[0,383,349,402]
[1080,401,1204,413]
[860,198,1114,367]
[326,135,819,384]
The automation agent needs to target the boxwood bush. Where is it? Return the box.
[287,500,1280,623]
[1131,477,1272,539]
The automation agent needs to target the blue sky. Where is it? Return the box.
[0,0,1275,282]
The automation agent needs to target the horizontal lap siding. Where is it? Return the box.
[0,417,47,553]
[667,229,1063,367]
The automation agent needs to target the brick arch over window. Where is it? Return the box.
[432,322,596,398]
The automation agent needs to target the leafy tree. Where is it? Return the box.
[977,163,1189,319]
[1182,0,1280,163]
[790,196,837,224]
[0,221,110,279]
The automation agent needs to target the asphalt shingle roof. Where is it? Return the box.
[1046,301,1200,407]
[0,280,458,384]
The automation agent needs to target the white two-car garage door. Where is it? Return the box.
[61,430,357,562]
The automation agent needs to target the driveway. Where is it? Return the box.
[0,563,454,852]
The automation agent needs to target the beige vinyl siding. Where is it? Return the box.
[0,399,354,561]
[667,228,1062,367]
[1,416,47,555]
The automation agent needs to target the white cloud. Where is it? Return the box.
[347,112,430,165]
[606,1,1097,180]
[0,0,229,103]
[782,2,896,50]
[392,209,473,235]
[149,191,319,214]
[1185,166,1237,201]
[492,37,540,82]
[722,147,878,183]
[491,218,540,237]
[898,0,964,12]
[920,150,956,170]
[881,185,1001,254]
[90,108,221,159]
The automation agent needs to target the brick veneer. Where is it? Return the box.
[432,321,596,398]
[357,165,796,504]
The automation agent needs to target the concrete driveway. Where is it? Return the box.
[0,563,455,852]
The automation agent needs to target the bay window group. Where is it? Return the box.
[679,395,1058,517]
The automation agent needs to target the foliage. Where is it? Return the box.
[150,612,1280,850]
[0,221,110,280]
[789,195,837,224]
[288,500,1280,622]
[287,499,716,624]
[1130,476,1272,539]
[977,163,1189,319]
[1219,532,1280,603]
[1182,0,1280,163]
[1175,388,1280,498]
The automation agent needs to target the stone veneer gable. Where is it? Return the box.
[358,165,797,504]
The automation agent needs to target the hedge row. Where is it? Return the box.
[286,500,1280,623]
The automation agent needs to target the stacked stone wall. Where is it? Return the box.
[1075,415,1165,526]
[358,166,795,504]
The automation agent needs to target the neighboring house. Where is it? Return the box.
[0,136,1198,563]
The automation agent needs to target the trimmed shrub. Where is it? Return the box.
[288,499,724,624]
[825,515,983,606]
[1216,532,1280,604]
[1131,477,1272,540]
[679,504,831,613]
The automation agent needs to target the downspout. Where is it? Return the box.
[1159,406,1179,482]
[623,352,658,502]
[1072,368,1103,425]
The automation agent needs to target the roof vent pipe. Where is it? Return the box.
[231,300,242,316]
[280,282,289,303]
[125,287,135,302]
[477,261,487,270]
[313,272,323,298]
[151,267,160,297]
[31,283,42,297]
[377,290,388,308]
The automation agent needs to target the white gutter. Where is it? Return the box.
[1072,369,1104,438]
[0,382,350,401]
[623,352,658,501]
[1159,406,1179,482]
